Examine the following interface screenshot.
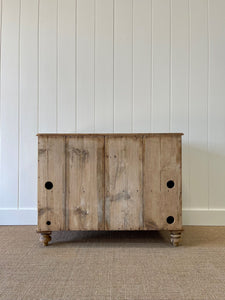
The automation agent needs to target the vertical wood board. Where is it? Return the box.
[38,136,66,231]
[144,136,182,230]
[105,136,143,230]
[66,136,104,230]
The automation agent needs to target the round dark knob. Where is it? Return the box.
[45,181,53,190]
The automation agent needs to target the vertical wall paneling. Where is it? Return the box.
[0,0,2,205]
[39,0,57,133]
[189,0,209,209]
[0,0,20,208]
[208,0,225,209]
[1,0,225,224]
[76,0,95,132]
[58,0,76,133]
[170,0,189,208]
[114,0,133,132]
[19,0,38,208]
[133,0,151,133]
[152,0,170,132]
[95,0,114,133]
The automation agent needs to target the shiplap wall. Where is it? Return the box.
[1,0,225,225]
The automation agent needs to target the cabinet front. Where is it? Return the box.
[38,134,182,233]
[38,136,104,231]
[143,135,182,230]
[105,136,143,230]
[38,136,66,231]
[66,136,104,230]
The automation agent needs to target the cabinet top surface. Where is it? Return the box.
[37,132,183,137]
[37,133,183,137]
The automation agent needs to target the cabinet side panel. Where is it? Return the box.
[143,136,161,229]
[38,136,47,230]
[144,136,182,230]
[66,136,104,230]
[105,137,143,230]
[38,136,66,231]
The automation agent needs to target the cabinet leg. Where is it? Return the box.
[170,230,182,247]
[39,231,52,246]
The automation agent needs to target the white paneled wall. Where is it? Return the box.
[0,0,225,225]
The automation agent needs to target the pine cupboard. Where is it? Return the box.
[37,133,183,246]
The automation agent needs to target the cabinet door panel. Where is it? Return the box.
[66,136,104,230]
[38,136,66,231]
[143,136,182,230]
[105,136,143,230]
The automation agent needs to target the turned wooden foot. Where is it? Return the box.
[170,231,182,247]
[39,231,52,246]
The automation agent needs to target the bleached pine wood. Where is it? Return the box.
[66,136,104,230]
[143,135,182,230]
[170,230,182,247]
[105,136,143,230]
[39,231,52,246]
[38,136,66,231]
[37,133,183,245]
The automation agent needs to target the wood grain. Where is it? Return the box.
[144,135,182,230]
[66,136,104,230]
[105,136,143,230]
[38,136,66,231]
[37,133,183,137]
[37,134,183,237]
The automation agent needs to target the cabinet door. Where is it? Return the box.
[143,135,182,230]
[66,136,104,230]
[105,136,143,230]
[38,136,66,231]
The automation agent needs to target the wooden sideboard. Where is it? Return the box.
[37,133,183,246]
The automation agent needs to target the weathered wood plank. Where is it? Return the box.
[38,136,66,231]
[105,137,143,230]
[37,133,184,137]
[144,136,182,230]
[66,136,104,230]
[37,134,182,235]
[143,136,161,230]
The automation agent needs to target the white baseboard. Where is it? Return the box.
[182,209,225,225]
[1,208,225,226]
